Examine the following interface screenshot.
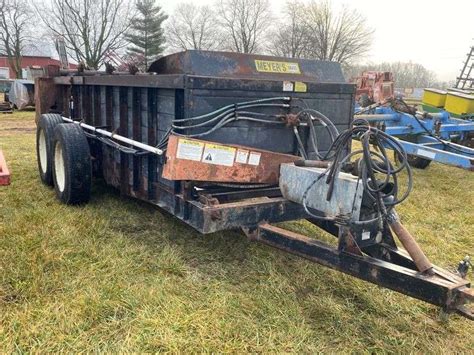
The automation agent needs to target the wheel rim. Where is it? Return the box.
[39,129,47,173]
[54,141,66,192]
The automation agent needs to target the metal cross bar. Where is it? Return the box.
[61,116,163,156]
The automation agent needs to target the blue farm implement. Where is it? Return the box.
[356,104,474,170]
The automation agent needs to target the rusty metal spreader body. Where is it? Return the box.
[35,50,354,233]
[35,50,472,320]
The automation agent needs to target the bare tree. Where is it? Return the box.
[216,0,272,54]
[379,62,437,88]
[36,0,133,69]
[269,1,308,58]
[0,0,31,78]
[167,3,220,51]
[302,0,373,65]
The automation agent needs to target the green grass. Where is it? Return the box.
[0,111,473,352]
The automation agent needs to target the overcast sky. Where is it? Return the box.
[160,0,474,82]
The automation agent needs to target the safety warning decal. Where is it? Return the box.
[248,152,261,166]
[235,149,249,164]
[294,81,307,93]
[202,143,236,167]
[283,81,294,92]
[176,138,204,161]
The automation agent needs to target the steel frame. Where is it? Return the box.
[43,112,474,320]
[251,222,473,319]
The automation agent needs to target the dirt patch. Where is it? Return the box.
[1,127,35,132]
[0,114,36,134]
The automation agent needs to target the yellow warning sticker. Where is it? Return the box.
[176,139,204,161]
[295,81,307,92]
[202,143,236,167]
[255,60,301,74]
[179,139,203,147]
[205,143,235,152]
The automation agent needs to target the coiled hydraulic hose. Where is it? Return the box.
[302,119,413,228]
[294,109,340,159]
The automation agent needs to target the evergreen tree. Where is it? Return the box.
[125,0,167,70]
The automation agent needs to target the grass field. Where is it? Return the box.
[1,110,473,352]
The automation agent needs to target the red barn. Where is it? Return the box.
[0,43,76,79]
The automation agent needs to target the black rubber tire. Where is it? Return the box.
[406,154,432,169]
[36,113,64,186]
[395,151,432,170]
[52,124,92,205]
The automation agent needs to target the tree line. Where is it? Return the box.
[0,0,445,88]
[344,62,453,89]
[0,0,373,73]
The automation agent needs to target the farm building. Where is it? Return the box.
[0,42,76,79]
